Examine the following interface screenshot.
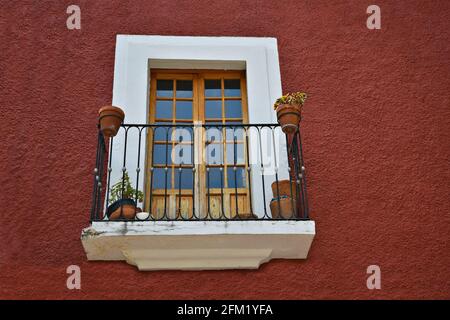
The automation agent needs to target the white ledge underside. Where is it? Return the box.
[81,221,315,271]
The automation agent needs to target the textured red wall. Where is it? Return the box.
[0,0,449,299]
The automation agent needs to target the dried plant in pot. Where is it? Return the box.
[98,105,125,138]
[106,171,143,220]
[273,92,307,134]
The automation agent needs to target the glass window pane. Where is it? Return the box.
[153,123,172,141]
[152,168,172,189]
[224,79,241,97]
[228,142,242,164]
[153,144,172,165]
[206,144,223,165]
[156,80,173,97]
[205,100,222,119]
[176,80,193,98]
[172,144,192,165]
[205,125,223,142]
[225,100,242,118]
[225,123,244,141]
[206,167,224,188]
[226,143,245,164]
[205,79,221,97]
[172,126,193,142]
[174,168,194,189]
[227,167,246,188]
[176,101,193,119]
[155,100,172,119]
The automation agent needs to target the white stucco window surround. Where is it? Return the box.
[81,35,315,271]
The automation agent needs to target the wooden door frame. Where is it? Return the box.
[145,69,249,219]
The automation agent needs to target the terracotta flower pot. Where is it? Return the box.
[98,106,125,138]
[276,104,301,134]
[271,180,298,200]
[270,196,296,219]
[106,198,141,220]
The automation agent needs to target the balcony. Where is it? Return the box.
[81,123,315,270]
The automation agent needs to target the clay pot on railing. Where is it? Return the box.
[275,104,301,134]
[269,196,296,219]
[98,106,125,138]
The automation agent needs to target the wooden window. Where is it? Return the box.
[145,70,250,219]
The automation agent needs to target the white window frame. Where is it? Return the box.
[110,35,288,217]
[112,35,282,124]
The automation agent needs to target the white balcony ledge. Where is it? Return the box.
[81,220,315,271]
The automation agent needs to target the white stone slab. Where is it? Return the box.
[81,220,315,271]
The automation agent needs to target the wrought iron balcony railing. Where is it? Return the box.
[90,123,309,221]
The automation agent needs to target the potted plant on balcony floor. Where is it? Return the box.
[107,171,143,220]
[273,92,307,134]
[270,196,296,219]
[270,180,298,219]
[271,179,297,201]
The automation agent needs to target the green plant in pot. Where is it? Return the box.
[107,171,143,220]
[274,92,307,134]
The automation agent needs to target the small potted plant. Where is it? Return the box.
[98,105,125,137]
[106,171,143,220]
[273,92,307,134]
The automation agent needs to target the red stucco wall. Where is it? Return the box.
[1,0,449,299]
